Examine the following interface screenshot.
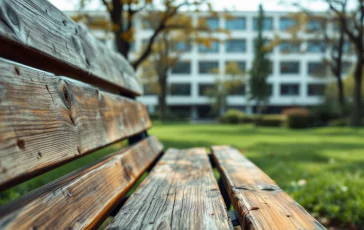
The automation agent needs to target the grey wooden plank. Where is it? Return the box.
[0,0,142,95]
[107,148,233,230]
[211,146,326,230]
[0,58,151,190]
[0,136,163,230]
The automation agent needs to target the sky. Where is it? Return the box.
[49,0,331,12]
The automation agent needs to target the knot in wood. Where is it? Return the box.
[85,57,90,67]
[14,67,20,75]
[61,85,72,109]
[234,185,253,191]
[17,139,25,150]
[258,184,281,192]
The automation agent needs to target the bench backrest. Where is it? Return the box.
[0,0,163,229]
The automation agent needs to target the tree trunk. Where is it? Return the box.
[350,60,363,127]
[114,33,130,59]
[336,75,345,115]
[219,92,226,116]
[158,73,168,121]
[255,100,261,116]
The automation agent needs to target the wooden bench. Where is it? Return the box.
[0,0,325,229]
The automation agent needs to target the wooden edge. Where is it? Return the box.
[0,0,142,95]
[0,58,151,190]
[107,147,233,230]
[211,146,326,230]
[0,136,163,230]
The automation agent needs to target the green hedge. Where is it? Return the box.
[283,108,312,129]
[254,115,285,127]
[241,115,255,124]
[219,110,244,124]
[328,118,350,127]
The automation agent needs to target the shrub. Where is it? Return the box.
[219,109,244,124]
[241,115,256,124]
[165,112,190,121]
[283,108,312,129]
[150,112,190,122]
[254,115,285,127]
[328,118,349,127]
[149,112,160,121]
[310,104,342,126]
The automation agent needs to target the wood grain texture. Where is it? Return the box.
[0,0,142,95]
[107,148,233,230]
[211,146,326,230]
[0,136,163,230]
[0,58,151,190]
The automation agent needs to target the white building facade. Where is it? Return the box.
[68,11,354,119]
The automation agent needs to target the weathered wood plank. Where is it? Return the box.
[0,58,151,190]
[211,146,326,230]
[0,0,142,95]
[0,136,163,230]
[107,148,233,230]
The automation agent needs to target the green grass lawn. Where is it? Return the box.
[1,123,363,229]
[150,123,364,228]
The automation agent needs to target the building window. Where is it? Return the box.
[307,41,325,53]
[307,20,323,32]
[199,84,215,96]
[268,84,273,96]
[253,17,273,31]
[206,17,219,30]
[168,106,191,118]
[130,42,135,51]
[280,17,297,30]
[308,62,327,76]
[343,41,352,53]
[226,17,246,30]
[229,84,245,96]
[169,83,191,96]
[172,61,191,74]
[197,105,214,118]
[199,41,219,53]
[280,62,300,74]
[199,61,218,74]
[280,41,300,53]
[333,21,341,31]
[173,41,191,52]
[225,39,246,53]
[280,84,300,96]
[226,61,246,72]
[308,84,325,96]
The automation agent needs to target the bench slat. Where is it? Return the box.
[107,148,233,230]
[211,146,325,230]
[0,58,151,190]
[0,136,163,230]
[0,0,142,95]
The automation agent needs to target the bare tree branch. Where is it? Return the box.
[131,1,191,69]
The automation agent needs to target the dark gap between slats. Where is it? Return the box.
[208,153,239,227]
[101,150,166,230]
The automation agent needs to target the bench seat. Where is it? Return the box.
[0,1,325,228]
[105,146,326,230]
